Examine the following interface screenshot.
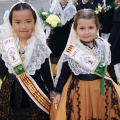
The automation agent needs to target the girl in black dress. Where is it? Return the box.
[0,1,54,120]
[48,0,77,76]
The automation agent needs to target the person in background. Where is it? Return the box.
[108,0,120,83]
[77,0,82,4]
[48,0,77,77]
[51,9,120,120]
[0,1,54,119]
[93,0,115,39]
[76,0,95,11]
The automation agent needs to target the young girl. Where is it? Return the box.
[76,0,95,11]
[0,1,54,120]
[52,9,120,120]
[48,0,76,77]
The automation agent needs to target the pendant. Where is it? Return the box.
[21,56,25,61]
[91,48,96,55]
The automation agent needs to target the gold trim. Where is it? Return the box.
[19,73,50,112]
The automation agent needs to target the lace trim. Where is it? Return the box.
[62,4,76,25]
[50,2,77,25]
[0,35,51,75]
[63,39,111,75]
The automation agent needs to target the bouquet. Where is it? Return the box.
[94,3,102,14]
[39,8,62,41]
[95,0,120,14]
[39,8,62,28]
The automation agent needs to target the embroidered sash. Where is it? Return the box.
[65,44,112,95]
[2,36,51,114]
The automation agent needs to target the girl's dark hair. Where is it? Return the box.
[9,3,37,25]
[74,9,100,30]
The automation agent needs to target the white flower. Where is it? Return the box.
[98,4,102,12]
[95,10,99,14]
[50,21,58,27]
[46,14,60,27]
[42,12,48,16]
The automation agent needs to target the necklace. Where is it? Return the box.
[19,50,25,61]
[81,40,97,55]
[19,41,27,61]
[91,47,97,56]
[60,2,68,10]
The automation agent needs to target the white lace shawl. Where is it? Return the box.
[0,35,51,75]
[62,38,111,75]
[0,1,51,75]
[54,23,111,86]
[49,1,77,25]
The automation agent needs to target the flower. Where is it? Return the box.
[39,8,62,42]
[95,0,120,14]
[95,3,102,14]
[42,12,48,16]
[46,14,61,28]
[39,8,62,28]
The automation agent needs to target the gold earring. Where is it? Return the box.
[96,35,98,39]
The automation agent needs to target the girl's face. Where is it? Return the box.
[75,19,98,43]
[59,0,68,4]
[82,0,89,4]
[12,9,35,41]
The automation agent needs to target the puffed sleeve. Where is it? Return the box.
[0,56,8,80]
[55,61,71,93]
[40,58,54,91]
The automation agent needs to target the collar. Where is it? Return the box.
[60,2,68,10]
[80,40,98,49]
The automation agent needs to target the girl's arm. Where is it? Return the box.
[107,64,117,83]
[55,61,71,94]
[40,58,55,91]
[52,61,71,106]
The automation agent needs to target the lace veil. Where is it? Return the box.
[51,0,73,6]
[54,23,77,85]
[50,0,76,25]
[0,0,46,42]
[0,0,52,75]
[54,23,111,86]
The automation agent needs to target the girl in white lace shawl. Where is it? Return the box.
[50,0,76,25]
[48,0,77,76]
[50,9,120,120]
[0,1,55,119]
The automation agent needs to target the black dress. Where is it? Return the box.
[48,19,73,61]
[76,1,95,11]
[108,7,120,65]
[0,57,54,120]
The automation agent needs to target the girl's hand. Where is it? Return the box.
[52,94,61,109]
[49,91,56,102]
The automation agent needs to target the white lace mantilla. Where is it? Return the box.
[63,38,111,75]
[50,2,77,25]
[0,35,51,75]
